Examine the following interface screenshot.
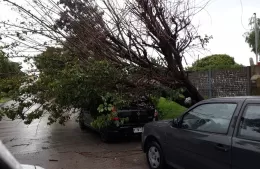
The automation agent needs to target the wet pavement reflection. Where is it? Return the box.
[0,112,147,169]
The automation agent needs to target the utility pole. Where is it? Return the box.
[254,13,259,64]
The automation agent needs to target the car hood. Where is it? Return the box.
[147,119,172,128]
[156,119,172,124]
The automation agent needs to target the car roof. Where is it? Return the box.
[206,96,260,102]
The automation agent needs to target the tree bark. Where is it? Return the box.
[182,77,204,105]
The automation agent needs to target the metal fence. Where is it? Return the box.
[188,67,251,98]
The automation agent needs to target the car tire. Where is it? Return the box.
[146,141,165,169]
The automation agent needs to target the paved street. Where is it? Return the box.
[0,113,148,169]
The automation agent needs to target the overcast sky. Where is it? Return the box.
[191,0,260,66]
[0,0,259,69]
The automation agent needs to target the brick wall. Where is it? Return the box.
[188,67,250,98]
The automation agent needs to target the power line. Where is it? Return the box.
[239,0,250,31]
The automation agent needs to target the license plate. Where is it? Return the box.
[133,127,143,133]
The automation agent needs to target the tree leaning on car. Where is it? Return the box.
[0,0,211,124]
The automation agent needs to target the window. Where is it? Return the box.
[181,103,237,134]
[238,104,260,141]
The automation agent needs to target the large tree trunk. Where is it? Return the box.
[182,77,204,105]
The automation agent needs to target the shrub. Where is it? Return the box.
[156,97,187,119]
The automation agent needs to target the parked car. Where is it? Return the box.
[79,96,158,142]
[142,96,260,169]
[0,141,44,169]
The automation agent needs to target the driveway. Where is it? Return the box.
[0,114,148,169]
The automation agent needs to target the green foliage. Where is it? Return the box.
[91,114,114,129]
[0,51,22,76]
[0,47,145,125]
[1,46,190,126]
[97,104,114,113]
[245,31,260,55]
[245,18,260,55]
[156,97,187,119]
[0,50,24,100]
[91,111,129,129]
[92,93,129,129]
[187,54,243,71]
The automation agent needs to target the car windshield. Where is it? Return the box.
[182,103,237,133]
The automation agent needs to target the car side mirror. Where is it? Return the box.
[172,118,181,128]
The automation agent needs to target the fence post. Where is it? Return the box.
[246,66,251,95]
[208,69,212,98]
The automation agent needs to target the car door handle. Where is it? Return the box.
[215,144,229,152]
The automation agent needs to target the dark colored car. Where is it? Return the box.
[79,97,158,142]
[142,96,260,169]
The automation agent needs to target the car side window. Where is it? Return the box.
[181,103,237,134]
[238,104,260,141]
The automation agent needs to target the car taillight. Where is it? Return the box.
[112,117,120,121]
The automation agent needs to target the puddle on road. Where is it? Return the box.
[12,143,30,147]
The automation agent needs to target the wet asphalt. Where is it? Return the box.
[0,102,148,169]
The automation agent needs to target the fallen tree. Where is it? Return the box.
[0,0,211,124]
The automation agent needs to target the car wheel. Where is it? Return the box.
[79,112,86,130]
[146,141,165,169]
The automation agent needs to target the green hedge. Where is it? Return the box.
[156,97,187,120]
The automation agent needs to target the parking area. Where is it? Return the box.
[0,115,148,169]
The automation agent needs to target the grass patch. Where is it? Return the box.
[0,98,11,103]
[157,97,187,120]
